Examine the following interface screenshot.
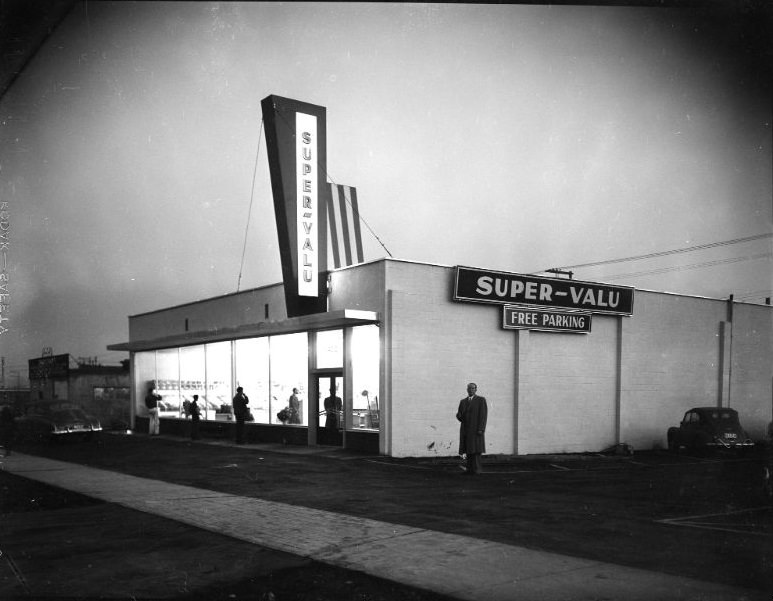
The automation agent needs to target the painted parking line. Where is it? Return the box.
[657,507,772,537]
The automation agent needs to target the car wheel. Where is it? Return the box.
[667,429,680,453]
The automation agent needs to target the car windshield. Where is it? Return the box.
[28,404,89,420]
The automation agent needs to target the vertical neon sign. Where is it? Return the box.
[296,113,317,297]
[262,94,328,317]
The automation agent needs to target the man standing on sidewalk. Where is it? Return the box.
[456,382,487,474]
[145,386,161,436]
[233,387,249,444]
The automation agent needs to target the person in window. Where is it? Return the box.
[456,382,488,475]
[289,388,301,424]
[232,387,249,444]
[189,394,201,440]
[144,386,161,436]
[324,387,342,430]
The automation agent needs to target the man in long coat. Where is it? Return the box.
[456,382,488,474]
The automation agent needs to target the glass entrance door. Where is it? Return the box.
[315,372,343,446]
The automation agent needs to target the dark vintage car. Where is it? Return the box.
[667,407,754,454]
[16,400,102,442]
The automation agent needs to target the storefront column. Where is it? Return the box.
[719,321,732,407]
[343,327,353,446]
[614,317,624,444]
[129,352,137,432]
[513,329,529,455]
[383,291,394,456]
[307,331,318,446]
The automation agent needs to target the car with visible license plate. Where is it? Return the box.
[667,407,754,454]
[16,400,102,442]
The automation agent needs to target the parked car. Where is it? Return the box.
[667,407,754,454]
[15,400,102,442]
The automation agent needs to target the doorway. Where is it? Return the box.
[315,372,343,446]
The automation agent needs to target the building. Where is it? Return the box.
[109,257,773,457]
[28,354,131,429]
[108,95,772,456]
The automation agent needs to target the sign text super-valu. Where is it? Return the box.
[454,266,634,315]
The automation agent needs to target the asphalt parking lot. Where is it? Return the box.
[1,432,771,600]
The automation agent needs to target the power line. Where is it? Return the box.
[551,233,773,271]
[603,252,772,281]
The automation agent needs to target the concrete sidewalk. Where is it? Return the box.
[2,452,763,601]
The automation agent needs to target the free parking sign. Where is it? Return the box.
[503,306,591,333]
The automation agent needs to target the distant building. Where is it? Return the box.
[0,388,31,412]
[28,354,131,430]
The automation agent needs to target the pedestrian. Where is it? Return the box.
[189,394,201,440]
[324,387,342,430]
[289,388,301,424]
[232,386,249,444]
[456,382,487,475]
[145,386,161,436]
[0,405,16,456]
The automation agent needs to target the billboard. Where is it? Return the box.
[454,266,634,316]
[28,353,70,379]
[262,95,329,317]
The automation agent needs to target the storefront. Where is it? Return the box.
[114,295,381,451]
[109,257,772,457]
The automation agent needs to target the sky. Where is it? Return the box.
[0,1,771,385]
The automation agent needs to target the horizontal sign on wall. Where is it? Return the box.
[454,266,634,315]
[503,305,592,333]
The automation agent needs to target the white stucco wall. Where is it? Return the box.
[620,292,732,451]
[516,316,619,455]
[387,288,516,458]
[730,302,773,439]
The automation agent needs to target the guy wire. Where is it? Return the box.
[237,117,264,292]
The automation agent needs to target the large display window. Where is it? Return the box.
[179,345,205,418]
[351,325,380,431]
[234,338,270,423]
[270,333,308,425]
[132,327,377,434]
[205,341,232,421]
[156,348,181,416]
